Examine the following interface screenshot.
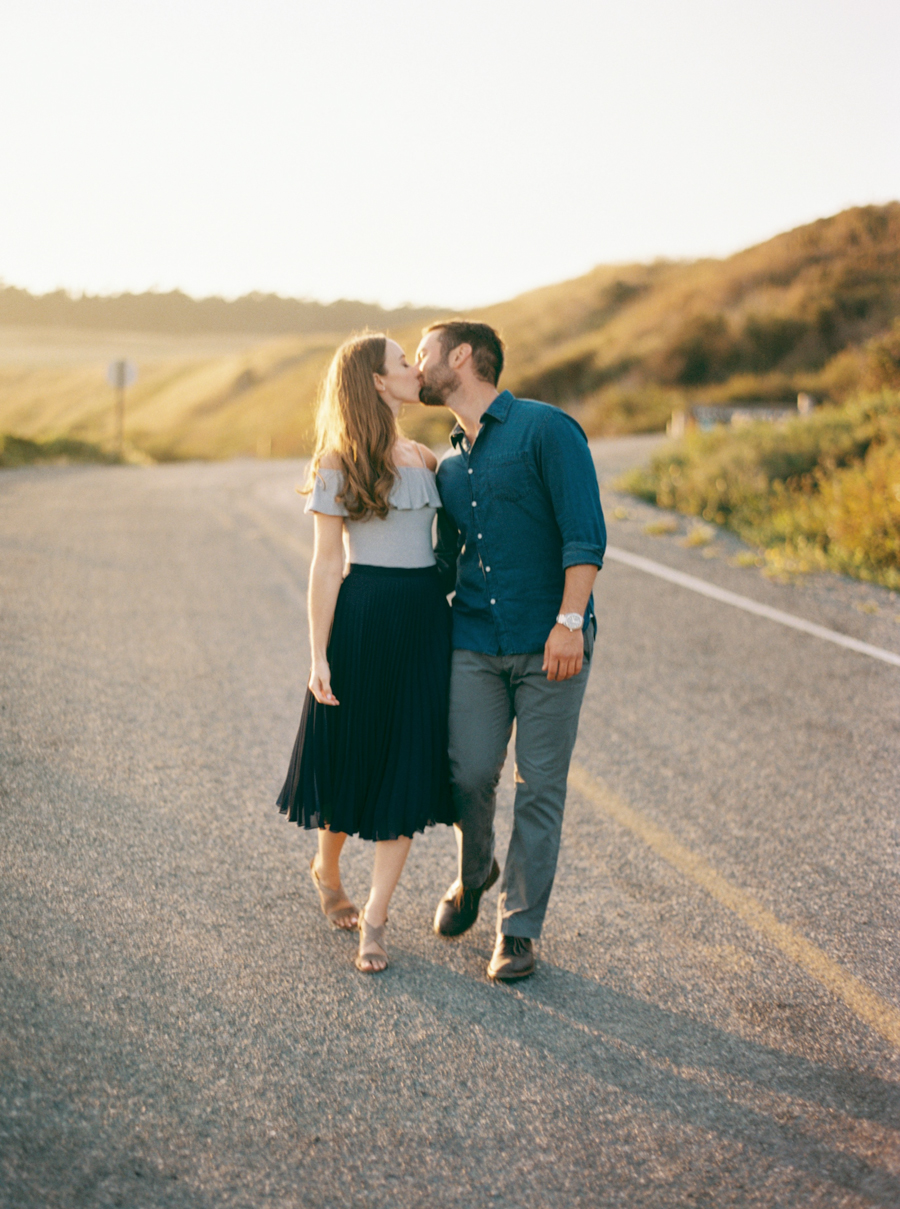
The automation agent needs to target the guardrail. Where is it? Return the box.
[668,392,816,437]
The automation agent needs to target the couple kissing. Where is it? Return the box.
[276,320,606,979]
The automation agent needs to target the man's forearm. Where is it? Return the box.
[542,564,598,681]
[558,563,598,618]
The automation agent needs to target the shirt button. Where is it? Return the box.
[468,468,473,475]
[490,598,496,605]
[471,501,477,507]
[477,533,482,539]
[485,566,491,572]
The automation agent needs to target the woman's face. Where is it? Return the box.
[374,340,422,411]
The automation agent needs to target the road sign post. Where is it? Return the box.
[106,360,138,459]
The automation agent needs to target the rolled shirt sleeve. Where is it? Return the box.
[537,411,607,570]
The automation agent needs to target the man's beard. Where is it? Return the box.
[418,362,460,407]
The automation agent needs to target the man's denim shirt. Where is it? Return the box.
[435,391,606,656]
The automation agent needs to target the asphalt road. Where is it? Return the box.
[1,438,899,1208]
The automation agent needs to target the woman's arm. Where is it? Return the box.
[308,512,345,704]
[434,506,461,597]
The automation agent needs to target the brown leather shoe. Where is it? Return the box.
[433,858,500,937]
[487,935,535,981]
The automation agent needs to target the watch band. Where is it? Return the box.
[556,612,583,632]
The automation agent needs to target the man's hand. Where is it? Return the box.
[542,624,584,682]
[309,658,339,705]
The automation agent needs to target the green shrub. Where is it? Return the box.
[0,433,116,468]
[654,314,739,385]
[862,317,900,391]
[619,391,900,589]
[579,384,680,436]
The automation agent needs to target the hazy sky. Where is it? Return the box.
[2,0,898,308]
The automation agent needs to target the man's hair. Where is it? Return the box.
[423,319,505,386]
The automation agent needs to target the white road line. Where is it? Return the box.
[605,545,900,669]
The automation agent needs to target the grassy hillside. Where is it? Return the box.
[2,203,899,461]
[0,331,339,461]
[485,202,900,433]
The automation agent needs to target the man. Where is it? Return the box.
[416,320,606,981]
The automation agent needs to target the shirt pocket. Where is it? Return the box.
[480,451,532,503]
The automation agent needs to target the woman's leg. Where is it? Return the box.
[312,829,358,929]
[365,837,412,925]
[358,837,412,972]
[315,828,348,888]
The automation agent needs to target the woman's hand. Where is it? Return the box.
[309,659,339,705]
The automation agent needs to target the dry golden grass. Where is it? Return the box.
[484,204,900,410]
[0,330,337,460]
[2,202,899,460]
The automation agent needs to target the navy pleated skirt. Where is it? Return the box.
[277,564,456,841]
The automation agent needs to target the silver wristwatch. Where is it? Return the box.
[556,612,583,632]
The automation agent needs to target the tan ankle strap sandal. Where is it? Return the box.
[355,913,389,974]
[309,858,358,930]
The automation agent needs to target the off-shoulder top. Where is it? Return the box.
[305,465,440,568]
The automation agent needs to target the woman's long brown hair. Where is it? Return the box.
[302,333,397,520]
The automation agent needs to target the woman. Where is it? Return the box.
[277,333,454,974]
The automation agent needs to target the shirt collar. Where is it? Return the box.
[449,390,514,449]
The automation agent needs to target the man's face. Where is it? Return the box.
[416,330,460,407]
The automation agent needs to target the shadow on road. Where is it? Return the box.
[383,951,900,1205]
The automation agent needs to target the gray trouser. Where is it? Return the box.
[447,629,593,939]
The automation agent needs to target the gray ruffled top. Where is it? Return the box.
[306,466,440,568]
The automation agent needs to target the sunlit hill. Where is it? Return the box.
[1,203,899,462]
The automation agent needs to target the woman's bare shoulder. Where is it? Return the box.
[393,438,435,470]
[416,443,438,471]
